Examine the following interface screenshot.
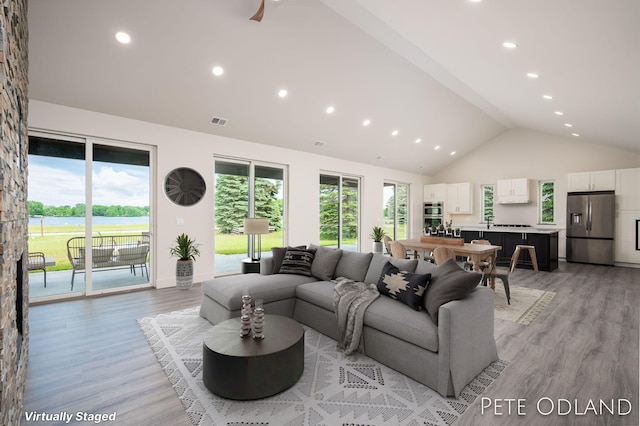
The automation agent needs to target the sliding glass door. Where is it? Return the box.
[90,143,151,293]
[383,182,409,240]
[214,158,286,275]
[319,173,360,251]
[27,134,153,301]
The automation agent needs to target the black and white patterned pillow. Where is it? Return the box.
[377,261,431,311]
[279,248,317,277]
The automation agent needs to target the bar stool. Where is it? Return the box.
[511,245,539,273]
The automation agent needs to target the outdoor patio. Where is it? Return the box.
[28,266,151,300]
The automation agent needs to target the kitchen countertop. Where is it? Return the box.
[460,225,563,234]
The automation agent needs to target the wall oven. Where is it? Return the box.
[424,201,444,230]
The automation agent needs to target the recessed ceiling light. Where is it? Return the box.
[572,133,580,137]
[450,151,456,156]
[325,106,335,114]
[362,119,371,126]
[543,94,554,100]
[415,138,422,144]
[212,66,224,76]
[502,41,518,49]
[527,72,539,79]
[115,32,131,44]
[278,89,288,98]
[554,111,564,116]
[434,145,441,150]
[468,0,483,3]
[391,130,399,136]
[564,123,573,128]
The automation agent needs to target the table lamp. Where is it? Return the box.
[244,218,269,261]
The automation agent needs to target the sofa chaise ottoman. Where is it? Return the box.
[200,245,498,397]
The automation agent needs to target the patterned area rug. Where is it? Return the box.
[493,282,556,325]
[138,307,508,426]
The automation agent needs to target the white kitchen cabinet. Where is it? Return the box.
[497,178,530,204]
[567,170,616,192]
[423,183,447,202]
[616,168,640,211]
[615,210,640,264]
[447,182,473,214]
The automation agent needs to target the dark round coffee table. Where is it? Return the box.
[203,314,305,400]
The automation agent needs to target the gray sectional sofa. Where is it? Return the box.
[199,245,498,397]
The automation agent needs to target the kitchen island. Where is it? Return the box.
[460,226,560,272]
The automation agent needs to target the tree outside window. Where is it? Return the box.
[481,184,494,222]
[540,181,555,223]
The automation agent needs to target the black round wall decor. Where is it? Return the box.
[164,167,206,206]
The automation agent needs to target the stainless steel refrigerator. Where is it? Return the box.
[566,191,615,265]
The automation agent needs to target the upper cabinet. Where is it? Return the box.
[497,178,530,204]
[423,183,447,202]
[447,182,473,214]
[567,170,616,192]
[616,168,640,211]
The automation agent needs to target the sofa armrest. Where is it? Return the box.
[260,257,274,275]
[436,286,498,397]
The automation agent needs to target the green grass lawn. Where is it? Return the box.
[30,224,366,272]
[28,223,149,271]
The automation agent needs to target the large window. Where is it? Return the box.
[481,184,494,223]
[214,159,286,274]
[540,180,555,224]
[383,182,409,240]
[319,173,360,251]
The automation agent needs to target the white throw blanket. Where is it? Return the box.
[333,277,380,355]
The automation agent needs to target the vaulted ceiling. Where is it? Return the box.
[28,0,639,175]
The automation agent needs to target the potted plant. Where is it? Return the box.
[445,219,453,236]
[454,227,461,238]
[170,233,200,289]
[370,226,386,254]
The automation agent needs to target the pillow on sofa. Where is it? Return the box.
[377,261,430,311]
[279,248,317,277]
[364,253,418,284]
[334,251,374,282]
[309,244,343,281]
[423,258,482,324]
[271,245,305,274]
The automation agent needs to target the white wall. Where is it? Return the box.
[430,128,640,256]
[28,100,429,287]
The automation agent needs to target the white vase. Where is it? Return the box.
[176,259,194,289]
[372,241,384,254]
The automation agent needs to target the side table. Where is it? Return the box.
[241,258,260,274]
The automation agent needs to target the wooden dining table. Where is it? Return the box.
[396,239,502,288]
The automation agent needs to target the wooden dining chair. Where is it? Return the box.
[464,239,492,271]
[390,241,409,259]
[433,246,456,265]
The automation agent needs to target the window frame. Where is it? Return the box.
[383,181,410,241]
[481,184,495,223]
[539,180,556,224]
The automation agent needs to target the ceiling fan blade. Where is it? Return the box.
[250,0,265,22]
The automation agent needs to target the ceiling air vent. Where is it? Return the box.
[314,141,325,147]
[210,116,228,126]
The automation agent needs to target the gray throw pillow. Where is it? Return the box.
[309,244,343,281]
[377,261,430,311]
[334,251,374,282]
[423,258,482,324]
[279,248,317,277]
[271,245,305,274]
[364,253,418,284]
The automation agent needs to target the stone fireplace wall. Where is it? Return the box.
[0,0,29,424]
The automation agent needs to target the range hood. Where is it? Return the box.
[498,199,532,205]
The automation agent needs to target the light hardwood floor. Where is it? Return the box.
[23,263,639,426]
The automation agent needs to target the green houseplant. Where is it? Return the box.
[370,226,386,254]
[170,233,200,289]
